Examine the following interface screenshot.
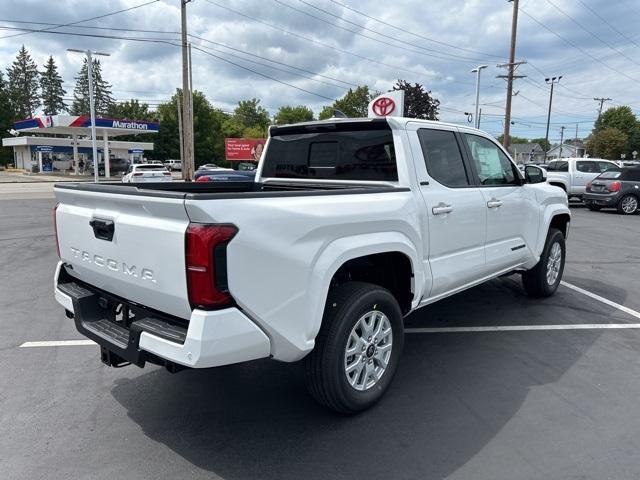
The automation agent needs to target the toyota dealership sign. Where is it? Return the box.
[367,90,405,118]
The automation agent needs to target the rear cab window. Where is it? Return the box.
[417,129,470,187]
[261,121,397,182]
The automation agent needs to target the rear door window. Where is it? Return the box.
[261,122,397,181]
[576,161,598,173]
[417,129,470,187]
[547,161,568,172]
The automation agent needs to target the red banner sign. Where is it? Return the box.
[225,138,266,161]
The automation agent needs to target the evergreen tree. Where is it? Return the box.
[6,45,40,118]
[0,72,16,165]
[40,56,66,115]
[71,59,115,116]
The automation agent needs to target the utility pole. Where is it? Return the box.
[180,0,194,181]
[67,48,110,183]
[471,65,487,129]
[544,76,562,158]
[594,97,612,122]
[559,126,565,158]
[497,0,525,150]
[176,88,184,165]
[574,124,578,158]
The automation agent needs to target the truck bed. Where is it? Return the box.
[54,180,403,200]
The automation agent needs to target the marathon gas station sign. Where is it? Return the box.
[225,138,266,161]
[14,115,159,133]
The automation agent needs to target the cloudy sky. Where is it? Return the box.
[1,0,639,142]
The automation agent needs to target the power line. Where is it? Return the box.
[546,0,640,69]
[326,0,505,60]
[519,7,640,83]
[0,0,160,40]
[576,0,640,49]
[0,25,337,103]
[272,0,492,64]
[204,0,483,88]
[292,0,494,63]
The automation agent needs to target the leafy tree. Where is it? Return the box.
[594,106,640,153]
[0,72,15,165]
[108,99,153,120]
[40,56,66,115]
[154,90,230,167]
[71,59,115,116]
[319,86,372,119]
[586,127,627,159]
[273,105,314,124]
[528,138,551,151]
[6,45,40,118]
[497,134,531,146]
[233,98,270,130]
[391,79,439,120]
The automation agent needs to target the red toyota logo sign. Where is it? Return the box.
[372,97,396,116]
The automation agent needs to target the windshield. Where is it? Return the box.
[262,122,397,181]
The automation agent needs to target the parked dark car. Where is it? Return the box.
[195,170,256,182]
[88,158,130,176]
[584,167,640,214]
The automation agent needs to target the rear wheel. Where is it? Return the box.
[522,228,565,298]
[586,203,602,211]
[617,194,638,215]
[305,282,404,414]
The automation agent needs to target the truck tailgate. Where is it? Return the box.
[55,187,192,319]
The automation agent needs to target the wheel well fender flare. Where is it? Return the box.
[306,232,422,346]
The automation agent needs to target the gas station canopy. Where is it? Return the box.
[14,114,159,137]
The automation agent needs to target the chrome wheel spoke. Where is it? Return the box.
[344,310,393,392]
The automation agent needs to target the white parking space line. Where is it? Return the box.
[405,324,640,333]
[560,281,640,320]
[406,281,640,334]
[20,340,96,347]
[19,283,640,345]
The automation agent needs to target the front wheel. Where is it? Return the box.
[522,228,566,298]
[617,194,638,215]
[305,282,404,414]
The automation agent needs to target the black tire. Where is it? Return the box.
[617,194,638,215]
[305,282,404,414]
[586,203,602,211]
[522,228,566,298]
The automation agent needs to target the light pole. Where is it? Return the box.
[471,65,487,129]
[544,76,562,159]
[67,49,110,183]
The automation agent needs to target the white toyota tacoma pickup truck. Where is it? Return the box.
[546,157,619,200]
[54,117,570,413]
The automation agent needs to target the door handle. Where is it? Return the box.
[487,198,503,208]
[432,202,454,215]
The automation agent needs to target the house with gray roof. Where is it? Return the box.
[508,143,545,164]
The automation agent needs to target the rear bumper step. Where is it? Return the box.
[57,278,188,369]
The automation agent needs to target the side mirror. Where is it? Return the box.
[525,165,547,184]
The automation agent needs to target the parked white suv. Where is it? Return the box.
[163,159,182,171]
[546,157,619,200]
[54,117,570,413]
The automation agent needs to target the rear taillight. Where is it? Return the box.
[609,181,621,192]
[185,224,238,309]
[53,203,60,258]
[195,176,210,182]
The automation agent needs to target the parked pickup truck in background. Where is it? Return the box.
[54,117,570,413]
[546,157,619,200]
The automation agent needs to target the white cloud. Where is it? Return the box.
[0,0,638,140]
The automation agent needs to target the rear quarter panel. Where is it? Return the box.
[184,190,423,361]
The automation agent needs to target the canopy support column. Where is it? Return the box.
[72,134,79,175]
[103,130,110,179]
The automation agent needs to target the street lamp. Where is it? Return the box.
[471,65,488,129]
[67,49,110,183]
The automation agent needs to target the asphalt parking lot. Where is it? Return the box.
[2,190,640,480]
